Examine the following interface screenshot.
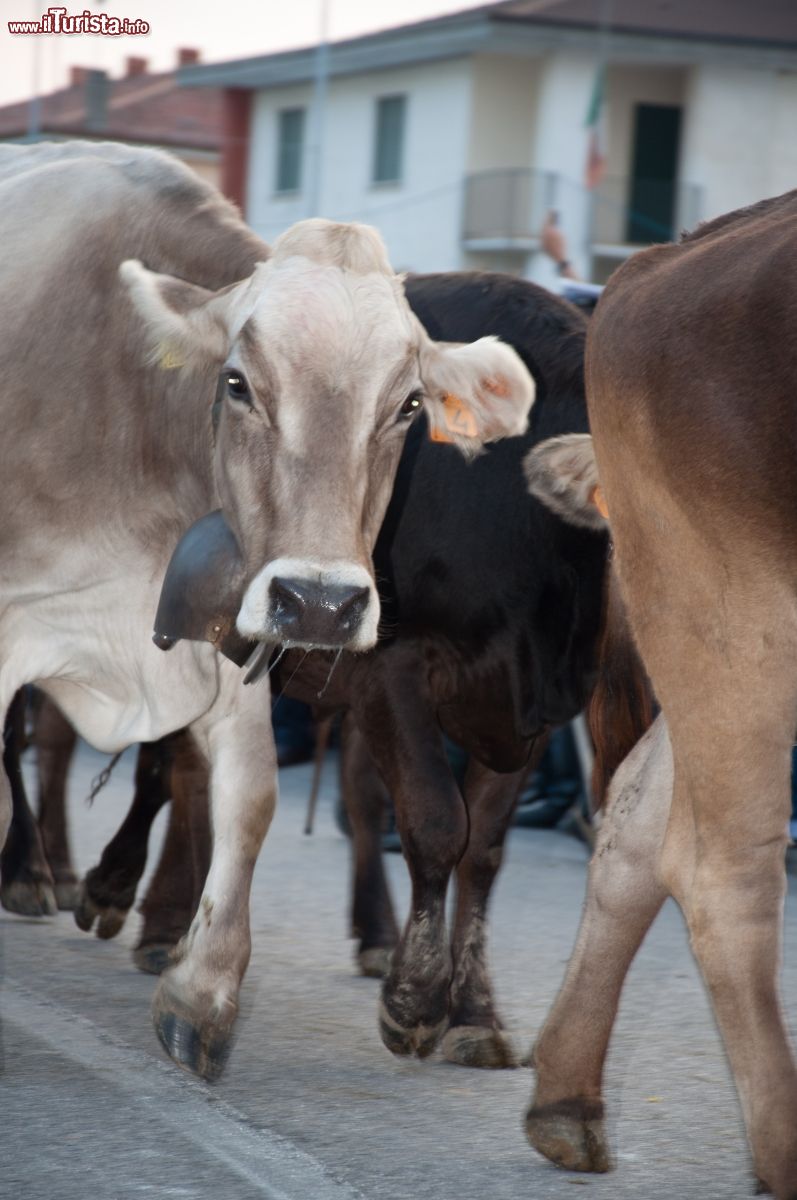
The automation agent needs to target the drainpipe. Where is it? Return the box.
[307,0,330,219]
[221,89,252,213]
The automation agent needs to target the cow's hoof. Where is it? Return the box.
[152,980,236,1082]
[133,943,175,976]
[1,878,58,917]
[378,1000,447,1059]
[53,877,81,911]
[441,1025,518,1069]
[753,1178,771,1195]
[357,946,393,978]
[74,881,129,938]
[525,1100,611,1173]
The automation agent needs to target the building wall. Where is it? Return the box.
[770,71,797,199]
[679,64,793,222]
[466,54,539,174]
[178,151,220,191]
[246,58,473,271]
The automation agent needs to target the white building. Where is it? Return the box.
[183,0,797,284]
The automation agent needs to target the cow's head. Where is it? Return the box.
[523,433,608,529]
[121,219,534,654]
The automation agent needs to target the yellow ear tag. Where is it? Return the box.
[590,483,610,520]
[429,392,479,443]
[158,342,185,370]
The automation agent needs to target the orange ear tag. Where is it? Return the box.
[590,484,610,520]
[429,392,479,443]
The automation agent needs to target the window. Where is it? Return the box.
[372,95,406,185]
[275,107,305,194]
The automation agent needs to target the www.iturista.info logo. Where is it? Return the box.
[8,6,150,34]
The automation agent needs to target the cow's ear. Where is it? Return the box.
[419,335,534,455]
[119,260,230,370]
[524,433,608,530]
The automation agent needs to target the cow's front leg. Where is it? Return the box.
[353,655,467,1059]
[152,664,276,1081]
[1,691,57,917]
[341,714,399,978]
[135,731,212,975]
[34,693,80,910]
[526,715,670,1174]
[75,736,171,939]
[442,754,531,1069]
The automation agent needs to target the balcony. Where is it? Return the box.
[589,174,704,257]
[461,168,556,251]
[461,168,703,258]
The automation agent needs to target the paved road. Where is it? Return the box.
[2,741,795,1200]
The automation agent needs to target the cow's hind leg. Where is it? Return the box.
[152,664,276,1081]
[1,691,57,916]
[341,714,398,978]
[602,473,797,1197]
[34,694,80,909]
[75,736,171,938]
[353,652,467,1059]
[135,730,211,975]
[652,614,797,1199]
[441,754,530,1069]
[525,715,670,1172]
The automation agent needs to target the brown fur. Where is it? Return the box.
[588,564,653,807]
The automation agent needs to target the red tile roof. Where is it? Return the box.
[0,59,223,149]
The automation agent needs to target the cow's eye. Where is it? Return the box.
[400,390,423,417]
[225,370,250,402]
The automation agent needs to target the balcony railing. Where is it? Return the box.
[589,175,703,248]
[462,168,556,246]
[461,168,703,252]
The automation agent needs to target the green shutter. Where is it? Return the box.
[373,95,406,184]
[276,108,305,193]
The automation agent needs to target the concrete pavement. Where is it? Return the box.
[2,740,794,1199]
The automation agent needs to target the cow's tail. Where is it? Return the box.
[588,564,654,809]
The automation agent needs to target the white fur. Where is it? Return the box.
[237,557,379,651]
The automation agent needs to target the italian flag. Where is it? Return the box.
[584,63,607,189]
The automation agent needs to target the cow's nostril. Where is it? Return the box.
[270,577,311,624]
[268,577,371,646]
[336,586,369,630]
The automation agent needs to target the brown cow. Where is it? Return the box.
[525,191,797,1199]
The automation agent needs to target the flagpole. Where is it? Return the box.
[308,0,331,219]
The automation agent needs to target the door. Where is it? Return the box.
[626,103,682,244]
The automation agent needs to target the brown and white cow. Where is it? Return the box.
[524,190,797,1199]
[0,140,533,1079]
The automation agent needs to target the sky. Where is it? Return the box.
[0,0,491,105]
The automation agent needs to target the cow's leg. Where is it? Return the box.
[353,654,467,1058]
[1,691,57,916]
[525,715,670,1173]
[441,755,530,1069]
[656,658,797,1196]
[601,480,797,1196]
[75,737,171,939]
[341,713,399,978]
[135,730,212,976]
[152,663,276,1081]
[34,694,80,909]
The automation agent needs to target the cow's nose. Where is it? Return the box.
[269,577,370,646]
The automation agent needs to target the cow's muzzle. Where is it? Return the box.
[270,576,370,646]
[236,557,380,651]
